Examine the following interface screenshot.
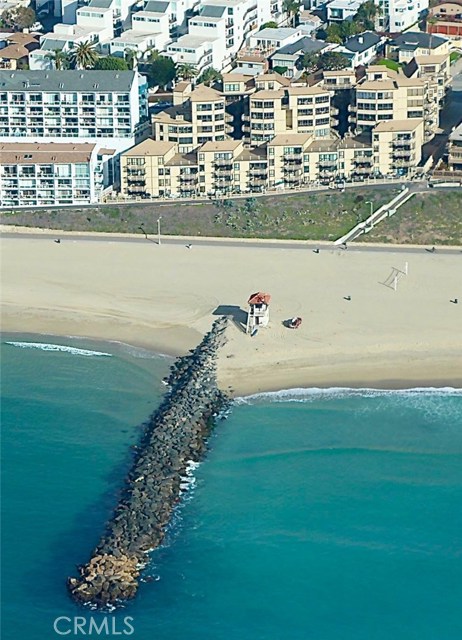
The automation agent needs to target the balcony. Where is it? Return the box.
[283,157,302,165]
[318,160,337,171]
[214,158,233,167]
[284,167,302,175]
[392,149,412,158]
[351,167,372,175]
[353,157,373,166]
[283,152,302,161]
[392,138,411,147]
[180,173,198,182]
[127,178,146,186]
[249,167,268,177]
[285,175,302,184]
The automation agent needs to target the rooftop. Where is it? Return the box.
[122,138,175,156]
[0,142,96,164]
[88,0,114,7]
[268,133,312,146]
[199,5,226,18]
[374,118,424,132]
[144,0,170,13]
[342,31,382,53]
[390,31,448,50]
[253,27,299,40]
[189,85,223,102]
[0,70,137,92]
[273,36,326,57]
[166,152,198,167]
[200,140,243,152]
[0,44,32,60]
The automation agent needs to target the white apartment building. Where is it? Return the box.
[29,25,103,70]
[247,27,303,54]
[0,142,115,207]
[55,0,138,25]
[326,0,363,22]
[166,36,215,76]
[377,0,429,31]
[108,7,171,58]
[334,31,385,68]
[0,70,149,154]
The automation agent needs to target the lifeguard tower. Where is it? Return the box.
[246,292,271,334]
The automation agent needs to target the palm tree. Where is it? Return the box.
[198,67,222,86]
[46,49,70,70]
[124,48,138,70]
[427,16,439,51]
[145,48,160,64]
[175,63,198,82]
[69,41,99,70]
[283,0,301,27]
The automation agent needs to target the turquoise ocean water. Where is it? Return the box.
[1,335,462,640]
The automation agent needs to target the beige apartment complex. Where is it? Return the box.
[372,119,424,176]
[120,122,420,199]
[351,61,450,141]
[120,56,448,200]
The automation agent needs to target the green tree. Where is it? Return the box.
[318,51,351,71]
[69,41,99,70]
[283,0,301,27]
[354,0,379,30]
[46,49,70,70]
[124,48,138,70]
[176,62,198,81]
[198,67,222,86]
[147,56,176,88]
[260,21,279,29]
[298,50,320,72]
[93,56,128,70]
[326,23,343,44]
[1,6,36,30]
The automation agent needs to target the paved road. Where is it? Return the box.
[2,230,461,255]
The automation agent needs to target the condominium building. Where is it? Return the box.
[119,127,414,200]
[0,70,149,154]
[152,84,227,153]
[351,65,442,141]
[0,142,115,208]
[372,119,424,177]
[246,83,332,144]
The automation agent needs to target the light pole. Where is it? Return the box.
[157,216,162,245]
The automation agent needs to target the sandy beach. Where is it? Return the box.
[1,228,461,395]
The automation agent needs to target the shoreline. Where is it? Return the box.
[2,234,461,396]
[3,330,462,398]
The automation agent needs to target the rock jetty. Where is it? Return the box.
[68,317,229,607]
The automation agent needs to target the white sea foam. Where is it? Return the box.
[5,341,112,357]
[236,386,462,404]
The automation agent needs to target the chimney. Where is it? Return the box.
[358,36,364,44]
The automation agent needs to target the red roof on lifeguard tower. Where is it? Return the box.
[248,292,271,305]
